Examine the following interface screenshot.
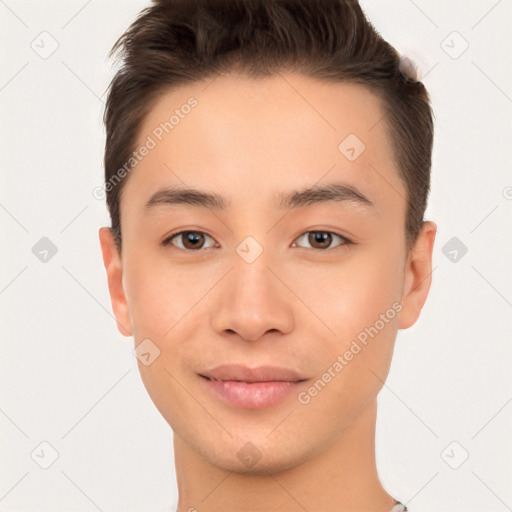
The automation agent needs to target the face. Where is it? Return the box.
[99,73,435,473]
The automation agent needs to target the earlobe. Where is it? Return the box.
[98,227,133,337]
[398,221,437,330]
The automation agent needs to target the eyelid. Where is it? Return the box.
[162,229,353,251]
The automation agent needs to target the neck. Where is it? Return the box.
[173,399,396,512]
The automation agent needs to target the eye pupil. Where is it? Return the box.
[183,232,204,249]
[309,231,331,249]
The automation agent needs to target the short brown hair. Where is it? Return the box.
[103,0,434,254]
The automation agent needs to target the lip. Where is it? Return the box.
[199,364,307,409]
[199,364,306,383]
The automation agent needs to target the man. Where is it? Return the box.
[99,1,436,510]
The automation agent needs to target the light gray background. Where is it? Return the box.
[1,0,511,510]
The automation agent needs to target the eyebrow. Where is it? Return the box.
[278,182,374,210]
[145,187,227,211]
[144,182,374,212]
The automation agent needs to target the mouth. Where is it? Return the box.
[199,364,307,383]
[200,375,305,383]
[198,364,308,409]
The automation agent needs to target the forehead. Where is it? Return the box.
[123,72,404,213]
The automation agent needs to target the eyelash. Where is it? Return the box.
[161,230,353,252]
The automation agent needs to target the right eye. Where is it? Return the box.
[161,230,218,251]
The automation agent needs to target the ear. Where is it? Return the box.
[398,221,437,330]
[98,227,133,337]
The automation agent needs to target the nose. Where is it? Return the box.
[209,256,295,342]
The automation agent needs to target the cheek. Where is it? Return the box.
[296,258,401,426]
[297,247,403,404]
[122,250,195,338]
[306,248,403,340]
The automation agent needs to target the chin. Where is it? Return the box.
[221,452,304,476]
[196,434,313,476]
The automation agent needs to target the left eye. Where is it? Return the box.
[162,230,352,251]
[291,231,352,250]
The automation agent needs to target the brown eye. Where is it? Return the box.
[162,230,352,252]
[162,231,216,250]
[308,231,331,249]
[292,231,351,251]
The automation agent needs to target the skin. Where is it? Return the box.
[99,72,436,512]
